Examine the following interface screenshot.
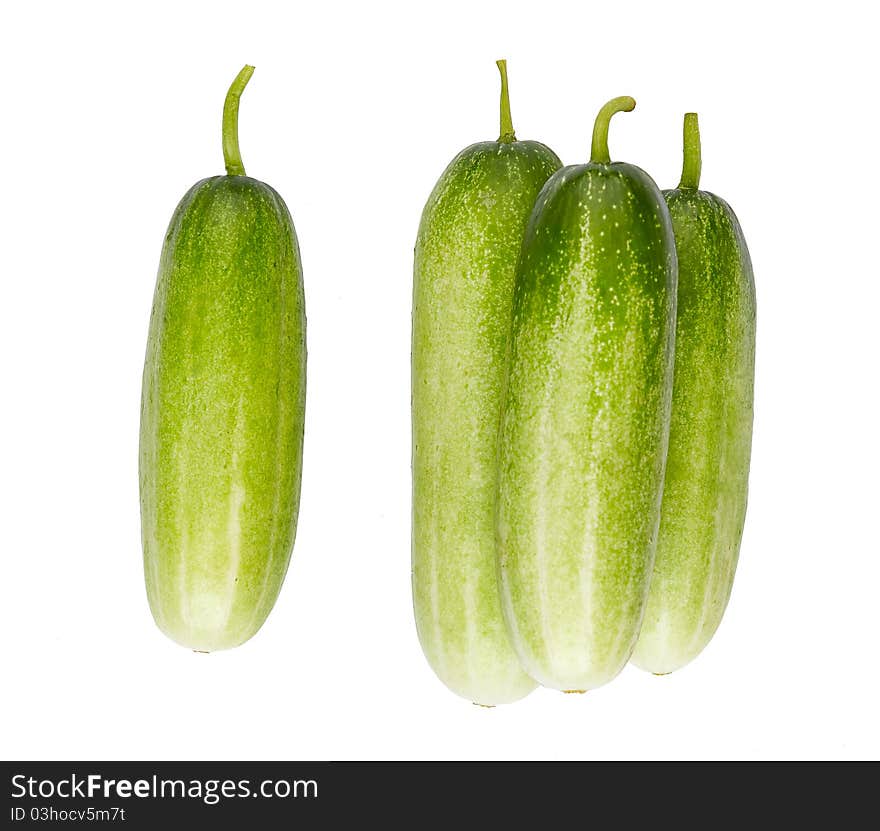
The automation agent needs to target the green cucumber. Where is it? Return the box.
[496,97,677,692]
[139,66,306,651]
[632,114,756,674]
[412,61,561,704]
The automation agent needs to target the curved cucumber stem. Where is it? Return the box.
[496,59,516,143]
[222,64,255,176]
[590,96,636,164]
[678,112,702,190]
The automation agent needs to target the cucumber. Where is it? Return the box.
[412,61,561,704]
[632,114,756,674]
[139,66,306,651]
[496,97,677,692]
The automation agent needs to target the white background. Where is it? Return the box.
[1,0,877,761]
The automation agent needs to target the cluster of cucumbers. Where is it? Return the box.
[412,61,755,705]
[137,64,755,706]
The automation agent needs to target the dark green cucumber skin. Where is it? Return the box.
[412,139,561,704]
[632,188,755,674]
[140,175,306,651]
[496,162,677,691]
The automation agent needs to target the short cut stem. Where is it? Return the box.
[590,96,636,164]
[496,59,516,143]
[678,112,702,190]
[223,65,255,176]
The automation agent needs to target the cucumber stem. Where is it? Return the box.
[222,64,255,176]
[496,59,516,143]
[590,96,636,164]
[678,112,702,190]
